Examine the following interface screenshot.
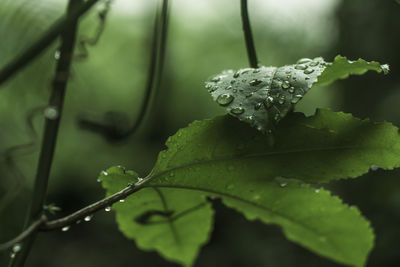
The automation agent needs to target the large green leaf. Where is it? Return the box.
[99,166,214,267]
[100,109,400,266]
[206,55,388,132]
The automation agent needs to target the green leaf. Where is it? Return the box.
[151,109,400,184]
[315,55,389,86]
[99,166,214,267]
[206,55,388,132]
[101,110,400,266]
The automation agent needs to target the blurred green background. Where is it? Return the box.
[0,0,399,266]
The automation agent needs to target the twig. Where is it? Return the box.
[0,0,100,85]
[41,183,143,230]
[8,1,81,266]
[0,216,47,251]
[240,0,259,68]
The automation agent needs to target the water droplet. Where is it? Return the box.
[278,96,286,104]
[61,226,70,232]
[226,85,232,90]
[76,220,82,224]
[291,95,303,104]
[84,215,93,222]
[253,69,260,73]
[295,64,307,70]
[279,182,289,188]
[230,80,236,85]
[231,107,244,115]
[233,71,240,78]
[288,87,295,93]
[263,96,274,109]
[232,89,237,93]
[101,171,108,176]
[217,94,234,106]
[226,184,234,190]
[254,103,263,110]
[249,79,262,86]
[309,61,319,67]
[44,106,59,120]
[246,92,254,98]
[119,198,125,203]
[10,252,16,259]
[243,115,254,124]
[211,76,221,82]
[305,77,310,80]
[274,114,281,121]
[370,165,379,171]
[96,178,101,183]
[304,68,314,74]
[12,244,21,253]
[315,189,320,193]
[282,81,290,89]
[297,58,312,64]
[54,50,61,60]
[205,84,213,89]
[381,64,389,75]
[105,206,111,212]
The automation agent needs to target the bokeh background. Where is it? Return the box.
[0,0,399,266]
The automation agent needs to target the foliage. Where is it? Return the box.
[100,107,400,267]
[205,55,388,132]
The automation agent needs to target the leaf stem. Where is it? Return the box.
[0,0,100,85]
[8,0,81,266]
[240,0,259,68]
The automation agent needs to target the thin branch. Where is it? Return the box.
[0,216,47,251]
[0,0,100,86]
[240,0,259,68]
[41,183,143,231]
[9,0,81,266]
[124,0,170,137]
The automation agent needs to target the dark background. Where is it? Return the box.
[0,0,399,266]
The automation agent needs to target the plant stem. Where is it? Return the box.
[240,0,259,68]
[41,184,143,230]
[125,0,170,137]
[0,0,100,86]
[8,1,81,266]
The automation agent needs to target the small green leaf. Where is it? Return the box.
[315,55,389,86]
[206,56,388,132]
[99,166,214,267]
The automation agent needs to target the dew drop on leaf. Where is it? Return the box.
[370,165,379,171]
[119,199,125,203]
[278,96,286,105]
[254,103,263,110]
[282,81,290,89]
[249,79,262,86]
[304,68,315,74]
[309,61,319,67]
[211,76,221,82]
[289,87,295,93]
[291,95,303,104]
[297,58,312,64]
[61,226,70,232]
[263,96,274,109]
[295,64,307,70]
[315,189,320,193]
[216,94,234,106]
[84,215,93,222]
[231,107,244,115]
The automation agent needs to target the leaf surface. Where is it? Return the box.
[206,55,388,132]
[100,109,400,266]
[99,166,214,267]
